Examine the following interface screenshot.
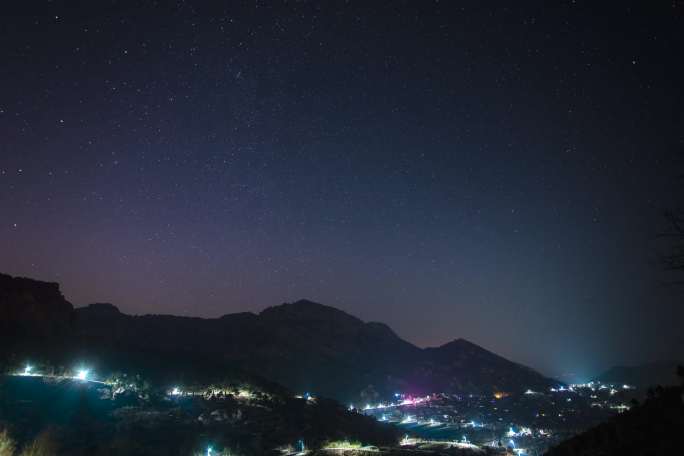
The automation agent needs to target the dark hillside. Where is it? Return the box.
[544,369,684,456]
[1,272,557,403]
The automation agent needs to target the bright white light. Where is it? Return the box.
[237,389,253,399]
[400,435,412,446]
[23,364,32,376]
[76,369,89,381]
[206,446,212,456]
[171,387,181,396]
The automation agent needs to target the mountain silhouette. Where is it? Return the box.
[1,273,557,402]
[594,362,684,389]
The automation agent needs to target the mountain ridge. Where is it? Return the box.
[594,361,684,388]
[1,272,558,402]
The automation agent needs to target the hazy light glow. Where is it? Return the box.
[76,369,89,381]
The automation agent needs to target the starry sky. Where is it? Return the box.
[1,1,683,380]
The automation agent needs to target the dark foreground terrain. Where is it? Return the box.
[0,376,503,455]
[0,374,399,455]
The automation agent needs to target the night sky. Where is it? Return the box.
[2,1,683,381]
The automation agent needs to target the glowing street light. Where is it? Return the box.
[76,369,89,381]
[23,364,32,376]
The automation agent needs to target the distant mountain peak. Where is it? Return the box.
[0,272,73,341]
[291,298,322,306]
[259,299,363,325]
[439,337,481,350]
[0,272,65,300]
[81,302,121,314]
[431,337,528,366]
[595,361,683,388]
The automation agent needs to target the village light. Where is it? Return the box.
[206,446,212,456]
[76,369,89,381]
[23,364,32,376]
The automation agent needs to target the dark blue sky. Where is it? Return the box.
[1,1,683,380]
